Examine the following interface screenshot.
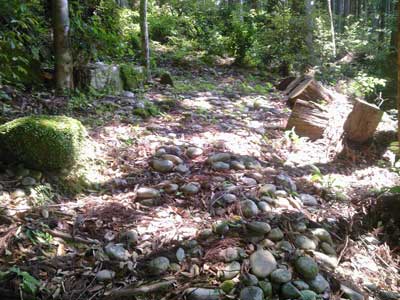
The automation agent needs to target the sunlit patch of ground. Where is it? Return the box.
[1,67,399,298]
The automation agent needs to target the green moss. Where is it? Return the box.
[120,64,145,90]
[133,101,160,118]
[0,116,87,170]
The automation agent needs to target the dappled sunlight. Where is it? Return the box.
[135,206,207,242]
[1,0,400,298]
[1,67,399,299]
[181,97,214,111]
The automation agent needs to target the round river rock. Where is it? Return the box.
[250,249,277,278]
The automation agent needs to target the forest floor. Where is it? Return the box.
[0,65,399,300]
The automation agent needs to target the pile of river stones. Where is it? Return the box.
[183,218,338,300]
[94,144,357,300]
[99,208,341,300]
[135,143,319,212]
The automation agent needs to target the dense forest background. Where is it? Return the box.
[0,0,398,106]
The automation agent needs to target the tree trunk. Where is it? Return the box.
[286,99,329,140]
[343,99,383,144]
[140,0,151,81]
[305,0,315,65]
[338,0,344,33]
[52,0,73,94]
[239,0,244,21]
[327,0,337,58]
[397,0,400,152]
[379,0,386,45]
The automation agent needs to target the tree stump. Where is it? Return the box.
[284,75,333,106]
[286,99,329,140]
[343,99,383,144]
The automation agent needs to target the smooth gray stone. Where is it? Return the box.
[250,250,277,278]
[308,274,330,293]
[105,243,130,261]
[136,187,160,199]
[241,200,259,218]
[270,268,292,283]
[96,270,115,282]
[185,288,221,300]
[149,256,170,275]
[240,286,264,300]
[295,256,319,280]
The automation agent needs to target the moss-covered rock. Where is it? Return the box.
[0,116,87,170]
[120,64,145,90]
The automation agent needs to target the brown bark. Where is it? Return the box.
[277,77,296,91]
[379,0,386,45]
[343,99,383,144]
[140,0,151,81]
[52,0,73,94]
[305,0,315,65]
[284,76,333,106]
[327,0,337,58]
[286,99,329,140]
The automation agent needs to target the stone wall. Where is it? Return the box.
[75,62,144,93]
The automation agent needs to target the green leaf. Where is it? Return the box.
[389,186,400,194]
[20,271,40,295]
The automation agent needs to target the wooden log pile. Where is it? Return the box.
[282,75,333,140]
[281,74,384,148]
[286,100,329,140]
[283,75,333,107]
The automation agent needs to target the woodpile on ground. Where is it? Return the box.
[280,75,383,149]
[286,100,329,140]
[282,75,333,107]
[279,75,333,140]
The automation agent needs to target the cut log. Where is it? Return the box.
[286,76,333,106]
[343,99,383,144]
[283,76,305,95]
[277,76,296,91]
[286,99,329,140]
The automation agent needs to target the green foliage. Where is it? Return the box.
[25,229,53,245]
[0,0,397,94]
[252,7,309,71]
[284,127,303,145]
[69,1,139,64]
[310,165,344,199]
[348,71,387,98]
[30,184,54,206]
[0,0,48,86]
[1,267,41,295]
[388,186,400,194]
[133,101,160,118]
[0,116,87,170]
[226,10,257,65]
[69,90,92,111]
[148,5,182,43]
[120,64,145,90]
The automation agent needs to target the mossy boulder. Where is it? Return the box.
[120,64,145,90]
[0,116,87,170]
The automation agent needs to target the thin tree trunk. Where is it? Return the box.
[305,0,315,65]
[397,0,400,151]
[338,0,344,33]
[140,0,151,81]
[52,0,73,94]
[239,0,244,21]
[378,0,386,44]
[327,0,337,58]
